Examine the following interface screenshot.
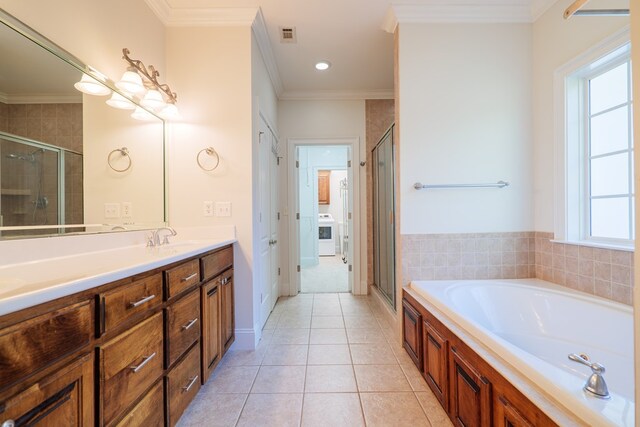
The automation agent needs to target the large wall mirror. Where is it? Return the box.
[0,9,165,239]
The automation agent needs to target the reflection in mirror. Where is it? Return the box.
[0,9,166,239]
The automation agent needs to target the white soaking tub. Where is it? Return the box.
[408,279,633,427]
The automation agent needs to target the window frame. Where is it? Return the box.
[553,28,633,251]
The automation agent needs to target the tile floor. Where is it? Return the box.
[300,256,349,293]
[178,293,452,427]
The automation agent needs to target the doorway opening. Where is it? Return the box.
[288,139,360,295]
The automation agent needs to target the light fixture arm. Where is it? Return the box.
[122,48,177,103]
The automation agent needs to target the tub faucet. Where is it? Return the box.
[147,227,177,247]
[568,353,610,399]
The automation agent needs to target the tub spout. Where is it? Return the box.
[568,353,610,399]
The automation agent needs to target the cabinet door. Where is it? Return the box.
[423,321,448,410]
[0,353,93,427]
[166,343,200,427]
[402,299,422,369]
[494,395,533,427]
[201,279,221,383]
[318,170,330,204]
[166,289,200,368]
[220,270,234,353]
[449,347,491,427]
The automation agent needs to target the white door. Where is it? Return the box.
[258,121,272,328]
[346,146,354,292]
[269,137,279,311]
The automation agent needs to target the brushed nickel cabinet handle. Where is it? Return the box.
[2,420,15,427]
[182,376,199,392]
[182,318,198,331]
[130,352,156,373]
[129,294,156,308]
[181,272,198,282]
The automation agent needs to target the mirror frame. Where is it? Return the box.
[0,8,168,239]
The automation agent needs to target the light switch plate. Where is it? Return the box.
[104,203,120,218]
[215,201,231,217]
[203,201,214,217]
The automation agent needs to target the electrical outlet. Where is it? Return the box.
[104,203,120,219]
[122,202,132,218]
[203,201,214,217]
[215,201,231,217]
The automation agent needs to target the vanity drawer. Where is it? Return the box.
[100,312,163,426]
[114,380,164,427]
[0,300,93,390]
[101,273,162,334]
[166,343,200,427]
[166,289,200,367]
[201,246,233,281]
[165,260,200,299]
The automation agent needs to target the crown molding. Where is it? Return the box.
[0,93,82,104]
[382,7,398,33]
[279,89,394,101]
[144,0,258,26]
[252,9,283,96]
[391,3,532,24]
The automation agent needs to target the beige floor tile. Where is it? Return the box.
[251,365,307,393]
[360,392,431,427]
[340,304,373,316]
[350,343,397,364]
[177,393,247,427]
[207,365,259,393]
[354,365,412,392]
[312,302,343,316]
[310,328,348,344]
[343,315,379,329]
[272,328,310,344]
[347,328,387,344]
[262,344,309,365]
[401,362,429,392]
[237,393,303,427]
[221,347,268,367]
[263,314,280,330]
[304,365,357,392]
[301,393,365,427]
[276,315,312,329]
[307,344,352,365]
[311,315,344,329]
[416,391,453,426]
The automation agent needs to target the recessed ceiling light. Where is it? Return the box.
[315,61,331,71]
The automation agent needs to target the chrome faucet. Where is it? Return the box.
[568,353,610,399]
[147,227,177,247]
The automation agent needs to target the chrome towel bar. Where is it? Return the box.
[413,181,509,190]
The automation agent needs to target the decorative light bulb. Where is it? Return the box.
[131,106,155,121]
[116,69,145,95]
[106,92,136,110]
[140,89,165,111]
[74,74,111,96]
[315,61,331,71]
[159,102,180,121]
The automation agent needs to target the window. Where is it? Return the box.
[556,33,633,249]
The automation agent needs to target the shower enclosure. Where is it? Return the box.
[372,124,396,308]
[0,132,82,227]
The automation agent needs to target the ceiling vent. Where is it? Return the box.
[279,27,297,43]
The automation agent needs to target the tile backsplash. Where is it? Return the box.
[402,231,634,305]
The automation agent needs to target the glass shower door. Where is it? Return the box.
[372,125,396,309]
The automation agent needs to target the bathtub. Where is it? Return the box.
[408,278,634,427]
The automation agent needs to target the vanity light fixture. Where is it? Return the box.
[74,74,111,96]
[131,106,156,121]
[115,67,146,95]
[315,60,331,71]
[159,99,180,120]
[106,92,136,110]
[140,88,165,111]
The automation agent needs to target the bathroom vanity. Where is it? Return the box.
[0,242,234,427]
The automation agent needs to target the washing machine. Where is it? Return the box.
[318,213,335,256]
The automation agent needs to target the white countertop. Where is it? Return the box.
[0,226,236,317]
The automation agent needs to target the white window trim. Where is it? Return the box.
[553,26,632,251]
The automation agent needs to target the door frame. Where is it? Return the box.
[287,137,363,296]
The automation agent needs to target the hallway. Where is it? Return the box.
[178,293,452,426]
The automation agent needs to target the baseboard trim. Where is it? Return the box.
[230,328,257,350]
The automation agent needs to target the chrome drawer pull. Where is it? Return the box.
[130,352,156,373]
[2,420,15,427]
[182,318,198,331]
[182,376,199,392]
[129,294,156,308]
[181,272,198,282]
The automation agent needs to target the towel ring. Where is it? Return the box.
[108,147,132,172]
[197,147,220,171]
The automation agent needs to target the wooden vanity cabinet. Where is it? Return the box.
[318,170,331,204]
[201,278,221,383]
[0,352,94,427]
[165,289,200,368]
[165,343,200,427]
[220,269,235,353]
[494,395,534,427]
[449,347,491,427]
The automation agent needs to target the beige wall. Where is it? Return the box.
[532,0,630,232]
